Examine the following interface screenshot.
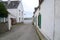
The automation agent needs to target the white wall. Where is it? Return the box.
[18,1,24,12]
[8,14,11,30]
[34,8,39,27]
[54,0,60,40]
[7,9,20,23]
[18,1,24,22]
[7,8,22,30]
[7,9,17,18]
[40,0,54,40]
[6,0,24,30]
[7,0,24,23]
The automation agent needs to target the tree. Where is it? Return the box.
[0,2,9,18]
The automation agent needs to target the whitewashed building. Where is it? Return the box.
[33,0,60,40]
[2,0,24,30]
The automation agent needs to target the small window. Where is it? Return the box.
[38,13,41,28]
[19,10,20,12]
[19,18,20,21]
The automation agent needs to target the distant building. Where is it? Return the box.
[2,0,24,30]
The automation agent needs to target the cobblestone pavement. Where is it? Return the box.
[0,20,39,40]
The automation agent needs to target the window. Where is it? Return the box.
[19,10,20,12]
[38,13,41,28]
[19,18,20,21]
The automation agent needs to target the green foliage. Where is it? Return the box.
[0,2,8,18]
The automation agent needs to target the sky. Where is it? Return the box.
[2,0,38,18]
[22,0,38,18]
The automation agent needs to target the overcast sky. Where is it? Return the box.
[2,0,38,18]
[22,0,38,12]
[22,0,38,18]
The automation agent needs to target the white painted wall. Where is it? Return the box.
[18,1,24,22]
[5,0,24,30]
[18,1,23,11]
[7,0,24,23]
[8,14,11,30]
[34,0,60,40]
[7,9,17,18]
[7,9,18,30]
[54,0,60,40]
[7,8,23,30]
[34,8,39,27]
[40,0,54,40]
[7,9,20,23]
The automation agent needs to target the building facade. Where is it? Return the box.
[2,0,24,30]
[33,0,60,40]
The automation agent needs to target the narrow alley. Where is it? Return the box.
[0,20,40,40]
[1,0,60,40]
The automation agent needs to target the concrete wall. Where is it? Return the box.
[40,0,54,40]
[54,0,60,40]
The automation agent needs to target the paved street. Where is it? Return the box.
[0,20,40,40]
